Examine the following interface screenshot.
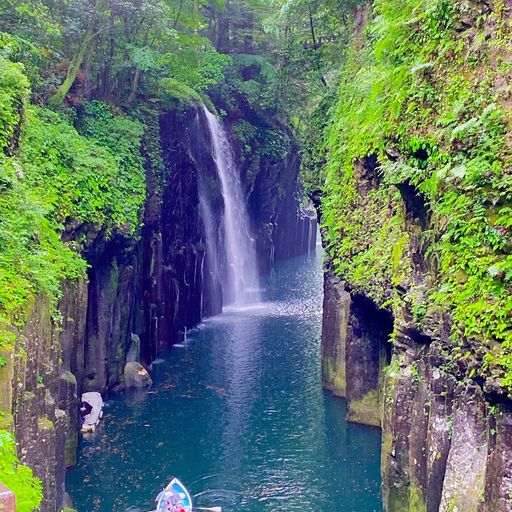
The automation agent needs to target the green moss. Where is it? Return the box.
[347,389,381,427]
[321,0,512,389]
[322,354,346,397]
[410,484,427,512]
[65,433,77,468]
[388,486,412,512]
[392,233,410,285]
[0,347,14,411]
[0,430,42,512]
[37,417,55,431]
[60,371,77,386]
[381,428,393,478]
[0,411,13,431]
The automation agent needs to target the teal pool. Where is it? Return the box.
[66,249,382,512]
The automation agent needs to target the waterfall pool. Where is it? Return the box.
[66,249,382,511]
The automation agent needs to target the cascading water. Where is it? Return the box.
[202,107,260,306]
[199,195,223,316]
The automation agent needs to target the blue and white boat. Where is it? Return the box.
[155,478,192,512]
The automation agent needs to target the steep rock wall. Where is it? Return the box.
[250,146,317,272]
[319,1,512,510]
[322,270,512,511]
[5,103,312,512]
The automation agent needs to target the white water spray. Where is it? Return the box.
[202,107,260,306]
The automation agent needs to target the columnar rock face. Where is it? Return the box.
[7,103,314,512]
[10,296,71,512]
[322,271,512,511]
[322,272,392,427]
[250,148,318,271]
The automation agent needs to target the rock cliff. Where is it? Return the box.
[319,1,512,510]
[2,102,314,512]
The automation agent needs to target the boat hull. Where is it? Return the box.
[155,478,192,512]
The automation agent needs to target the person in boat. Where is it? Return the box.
[164,493,186,512]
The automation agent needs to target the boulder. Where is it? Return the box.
[124,362,153,389]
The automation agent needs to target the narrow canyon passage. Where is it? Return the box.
[66,248,382,512]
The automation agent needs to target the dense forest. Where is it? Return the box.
[1,0,512,510]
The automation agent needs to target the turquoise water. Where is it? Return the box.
[66,249,382,512]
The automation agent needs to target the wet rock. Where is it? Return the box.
[62,491,74,509]
[346,293,392,427]
[0,345,14,412]
[425,369,454,512]
[124,362,153,389]
[321,271,392,426]
[484,408,512,511]
[381,354,417,511]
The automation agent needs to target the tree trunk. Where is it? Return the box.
[48,25,94,108]
[127,68,142,104]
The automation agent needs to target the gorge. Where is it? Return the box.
[1,0,512,512]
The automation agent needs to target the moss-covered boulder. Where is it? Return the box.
[124,362,153,389]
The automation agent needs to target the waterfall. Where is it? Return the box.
[202,107,261,306]
[199,195,223,315]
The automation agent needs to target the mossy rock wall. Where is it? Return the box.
[319,0,512,510]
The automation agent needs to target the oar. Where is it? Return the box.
[193,507,222,512]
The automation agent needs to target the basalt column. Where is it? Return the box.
[321,271,392,427]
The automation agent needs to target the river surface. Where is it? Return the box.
[66,248,382,512]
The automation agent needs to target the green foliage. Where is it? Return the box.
[222,54,281,113]
[299,86,338,193]
[157,78,205,107]
[322,0,512,387]
[0,69,145,326]
[0,56,29,152]
[0,0,231,106]
[158,34,231,92]
[21,106,145,233]
[0,430,42,512]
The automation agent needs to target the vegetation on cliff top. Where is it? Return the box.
[0,56,146,329]
[321,0,512,390]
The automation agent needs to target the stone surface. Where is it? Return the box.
[124,362,153,388]
[0,483,15,512]
[484,408,512,511]
[0,347,14,413]
[439,386,488,511]
[321,273,350,396]
[126,333,141,363]
[346,293,392,427]
[321,271,392,427]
